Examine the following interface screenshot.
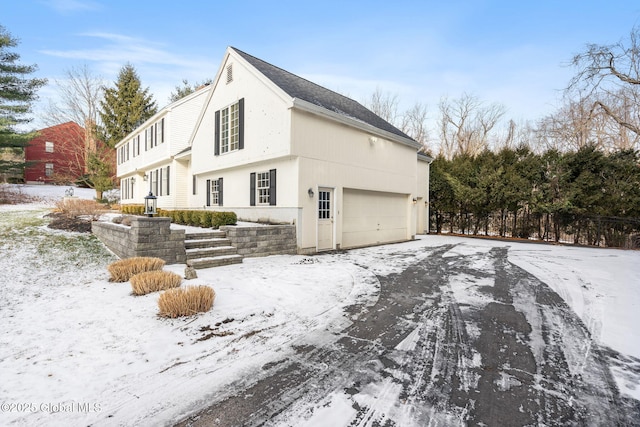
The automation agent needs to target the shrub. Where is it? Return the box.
[190,211,203,227]
[158,285,216,318]
[200,211,213,228]
[212,211,237,229]
[121,204,145,215]
[54,198,107,220]
[107,257,165,282]
[130,270,182,295]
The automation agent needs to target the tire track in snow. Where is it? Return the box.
[174,244,638,426]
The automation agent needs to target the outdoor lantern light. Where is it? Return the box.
[144,192,157,217]
[143,174,148,182]
[131,176,136,184]
[308,188,314,198]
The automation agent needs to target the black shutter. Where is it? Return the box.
[214,110,220,156]
[158,168,162,196]
[238,98,244,150]
[250,172,256,206]
[206,179,211,206]
[218,177,223,206]
[161,118,165,143]
[269,169,276,206]
[166,166,170,196]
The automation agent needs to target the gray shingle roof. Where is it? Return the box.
[231,47,414,141]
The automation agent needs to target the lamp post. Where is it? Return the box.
[144,192,157,217]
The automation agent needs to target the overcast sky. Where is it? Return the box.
[4,0,640,133]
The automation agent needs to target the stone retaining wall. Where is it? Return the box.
[221,225,297,257]
[92,217,186,264]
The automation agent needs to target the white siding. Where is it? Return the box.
[292,110,421,252]
[191,53,292,176]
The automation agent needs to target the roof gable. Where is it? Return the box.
[230,47,413,142]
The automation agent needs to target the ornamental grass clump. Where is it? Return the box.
[158,286,215,318]
[107,257,165,282]
[130,270,182,295]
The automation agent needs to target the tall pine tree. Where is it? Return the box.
[99,64,157,148]
[0,25,46,178]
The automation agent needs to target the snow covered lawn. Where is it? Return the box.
[0,185,638,426]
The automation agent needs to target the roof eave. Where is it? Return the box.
[291,98,421,150]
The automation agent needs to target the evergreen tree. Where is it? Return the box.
[168,78,212,103]
[0,25,46,177]
[99,64,157,148]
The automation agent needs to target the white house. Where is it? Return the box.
[116,47,432,254]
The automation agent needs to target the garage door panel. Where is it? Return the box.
[342,188,408,248]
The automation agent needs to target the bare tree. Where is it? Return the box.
[536,90,640,152]
[400,102,429,150]
[43,65,114,197]
[364,87,400,125]
[568,26,640,137]
[43,65,104,171]
[438,93,506,158]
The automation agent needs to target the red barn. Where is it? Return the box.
[24,122,87,184]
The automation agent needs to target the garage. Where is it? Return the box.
[342,188,409,248]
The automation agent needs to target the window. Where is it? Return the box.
[45,141,54,153]
[151,170,158,196]
[45,163,53,177]
[192,176,197,195]
[220,103,239,153]
[256,172,270,205]
[215,99,244,155]
[250,169,275,206]
[121,177,134,200]
[206,178,223,206]
[318,190,331,219]
[210,179,219,206]
[162,166,170,196]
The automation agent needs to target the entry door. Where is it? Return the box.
[317,188,334,251]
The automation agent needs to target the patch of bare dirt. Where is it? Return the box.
[45,212,92,233]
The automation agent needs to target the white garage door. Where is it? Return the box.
[342,188,409,248]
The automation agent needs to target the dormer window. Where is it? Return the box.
[45,141,54,153]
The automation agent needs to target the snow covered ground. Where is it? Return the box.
[0,184,638,426]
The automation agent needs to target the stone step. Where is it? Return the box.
[189,254,243,269]
[185,230,226,240]
[186,246,237,259]
[185,238,231,249]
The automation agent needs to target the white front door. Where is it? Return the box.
[317,188,334,251]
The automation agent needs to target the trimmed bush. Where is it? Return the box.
[121,204,145,215]
[130,270,182,295]
[200,211,213,228]
[107,257,165,282]
[158,285,216,318]
[212,211,237,229]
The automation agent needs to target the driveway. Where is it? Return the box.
[176,241,640,426]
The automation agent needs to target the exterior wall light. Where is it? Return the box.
[143,174,148,182]
[144,192,157,217]
[308,188,314,198]
[131,176,136,184]
[412,198,418,204]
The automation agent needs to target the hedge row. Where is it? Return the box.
[119,205,237,229]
